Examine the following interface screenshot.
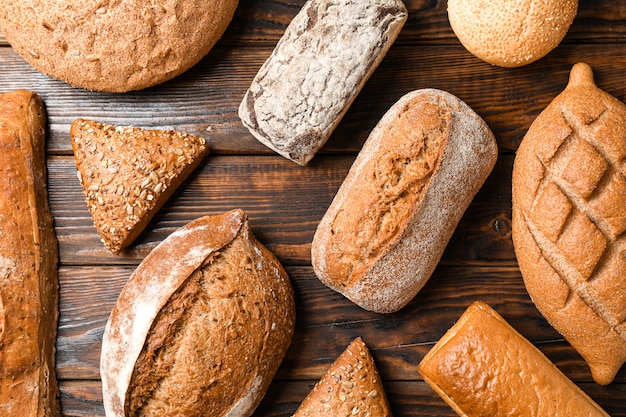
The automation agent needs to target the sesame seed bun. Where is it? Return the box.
[448,0,578,67]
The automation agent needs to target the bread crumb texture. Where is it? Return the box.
[0,0,238,91]
[512,63,626,385]
[70,119,209,253]
[448,0,578,67]
[293,338,392,417]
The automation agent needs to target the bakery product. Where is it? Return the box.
[0,90,60,416]
[100,209,295,417]
[312,89,497,313]
[512,62,626,385]
[418,301,610,417]
[0,0,238,92]
[238,0,407,166]
[70,119,209,254]
[293,337,392,417]
[448,0,578,67]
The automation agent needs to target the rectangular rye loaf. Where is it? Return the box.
[0,90,60,416]
[238,0,407,165]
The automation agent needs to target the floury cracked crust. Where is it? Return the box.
[100,210,295,417]
[0,0,238,92]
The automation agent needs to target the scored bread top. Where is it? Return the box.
[512,63,626,385]
[418,301,609,416]
[100,209,295,417]
[0,0,239,92]
[293,337,392,417]
[70,119,209,254]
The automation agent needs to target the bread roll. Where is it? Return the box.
[312,89,497,313]
[100,209,295,417]
[448,0,578,67]
[0,90,60,416]
[512,62,626,385]
[293,337,392,417]
[70,120,209,254]
[238,0,407,166]
[418,301,609,417]
[0,0,238,92]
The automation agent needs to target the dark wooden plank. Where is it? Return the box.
[49,153,514,266]
[2,44,626,156]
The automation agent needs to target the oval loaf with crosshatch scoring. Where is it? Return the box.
[512,62,626,385]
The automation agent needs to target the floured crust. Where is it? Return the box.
[293,337,392,417]
[512,62,626,385]
[312,89,497,313]
[0,90,60,416]
[70,119,209,254]
[0,0,238,92]
[100,209,295,417]
[238,0,407,165]
[418,301,609,416]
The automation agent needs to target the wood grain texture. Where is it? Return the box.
[2,0,626,415]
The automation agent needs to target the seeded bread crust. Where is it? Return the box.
[0,0,238,92]
[312,89,497,313]
[293,337,392,417]
[0,90,60,417]
[418,302,609,416]
[512,63,626,385]
[70,119,209,254]
[238,0,407,166]
[100,209,296,417]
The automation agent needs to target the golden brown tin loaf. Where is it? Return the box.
[0,90,60,416]
[311,89,498,313]
[418,301,609,416]
[100,209,295,417]
[0,0,238,92]
[512,62,626,385]
[293,337,392,417]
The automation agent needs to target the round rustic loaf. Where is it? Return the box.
[447,0,578,67]
[0,0,238,92]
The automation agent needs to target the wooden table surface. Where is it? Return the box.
[2,0,626,415]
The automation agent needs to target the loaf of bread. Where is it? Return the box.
[0,90,60,416]
[418,301,609,417]
[0,0,238,92]
[512,62,626,385]
[238,0,407,166]
[293,337,392,417]
[100,209,295,417]
[70,119,209,254]
[312,89,498,313]
[448,0,578,67]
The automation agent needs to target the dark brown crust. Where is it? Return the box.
[0,90,60,417]
[512,63,626,385]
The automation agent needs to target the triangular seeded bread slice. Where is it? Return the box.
[70,119,209,254]
[293,337,392,417]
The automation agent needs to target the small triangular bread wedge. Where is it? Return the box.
[512,63,626,385]
[293,337,392,417]
[70,119,209,253]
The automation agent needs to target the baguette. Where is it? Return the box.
[238,0,407,165]
[418,301,609,417]
[312,89,497,313]
[0,90,60,416]
[512,62,626,385]
[101,209,295,417]
[293,337,392,417]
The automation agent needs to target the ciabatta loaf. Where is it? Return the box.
[293,337,392,417]
[418,301,609,417]
[70,120,209,254]
[239,0,407,165]
[0,90,60,416]
[312,89,497,313]
[101,209,295,417]
[512,63,626,385]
